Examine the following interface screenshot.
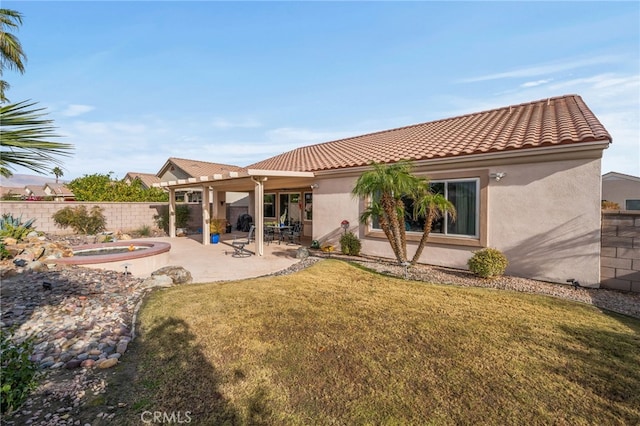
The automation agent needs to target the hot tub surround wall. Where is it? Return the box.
[46,241,171,277]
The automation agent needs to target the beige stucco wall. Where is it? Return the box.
[312,153,604,287]
[602,177,640,210]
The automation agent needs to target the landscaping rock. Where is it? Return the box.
[142,274,174,289]
[296,247,310,260]
[151,265,193,284]
[97,358,118,369]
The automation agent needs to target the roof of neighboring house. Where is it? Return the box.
[44,183,74,197]
[124,172,162,188]
[0,186,25,198]
[24,185,47,197]
[248,94,612,172]
[602,172,640,183]
[158,157,246,179]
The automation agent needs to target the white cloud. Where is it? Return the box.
[521,79,552,88]
[459,55,621,83]
[60,104,95,117]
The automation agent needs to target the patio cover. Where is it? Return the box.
[158,169,315,255]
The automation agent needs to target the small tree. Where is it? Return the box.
[52,205,106,235]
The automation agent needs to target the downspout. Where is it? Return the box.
[251,176,268,256]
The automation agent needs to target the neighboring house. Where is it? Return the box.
[124,172,162,189]
[24,185,48,201]
[602,172,640,210]
[156,157,247,203]
[0,186,24,200]
[43,183,75,201]
[162,94,611,288]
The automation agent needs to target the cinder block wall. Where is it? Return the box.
[601,211,640,292]
[0,202,202,235]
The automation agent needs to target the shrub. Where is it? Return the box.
[601,200,620,210]
[0,214,37,242]
[154,204,190,233]
[136,224,152,237]
[52,205,107,235]
[468,248,508,278]
[0,243,10,260]
[0,328,39,415]
[339,231,362,256]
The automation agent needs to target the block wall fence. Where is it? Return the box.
[601,211,640,293]
[0,202,203,235]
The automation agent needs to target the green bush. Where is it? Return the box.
[154,204,190,233]
[0,214,37,241]
[0,243,10,260]
[52,205,107,235]
[0,328,39,415]
[468,248,508,278]
[339,231,362,256]
[136,224,152,237]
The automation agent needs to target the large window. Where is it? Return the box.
[372,178,479,238]
[429,180,478,237]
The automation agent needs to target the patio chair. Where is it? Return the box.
[285,222,303,245]
[264,227,274,245]
[229,225,255,257]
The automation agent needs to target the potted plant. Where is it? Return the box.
[209,218,226,244]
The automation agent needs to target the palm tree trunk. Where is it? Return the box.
[410,211,435,265]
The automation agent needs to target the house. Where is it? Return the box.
[24,185,48,201]
[43,183,75,201]
[0,186,24,200]
[162,94,611,287]
[602,172,640,210]
[123,172,162,189]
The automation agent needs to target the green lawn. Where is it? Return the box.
[100,260,640,425]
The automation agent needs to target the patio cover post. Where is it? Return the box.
[168,188,176,238]
[251,176,267,256]
[202,185,211,245]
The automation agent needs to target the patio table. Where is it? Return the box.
[266,225,291,244]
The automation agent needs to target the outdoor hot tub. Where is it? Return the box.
[47,240,171,277]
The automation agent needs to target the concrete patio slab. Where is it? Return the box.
[142,233,306,283]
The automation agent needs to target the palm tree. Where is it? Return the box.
[352,161,421,264]
[52,166,63,183]
[409,180,456,265]
[0,100,72,177]
[0,8,73,176]
[0,8,27,103]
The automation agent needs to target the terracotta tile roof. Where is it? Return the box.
[248,94,611,172]
[165,157,246,178]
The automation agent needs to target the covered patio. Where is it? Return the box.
[158,169,316,256]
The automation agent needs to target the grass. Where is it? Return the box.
[100,260,640,425]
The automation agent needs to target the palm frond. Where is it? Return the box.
[0,100,73,175]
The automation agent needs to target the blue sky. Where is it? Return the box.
[3,1,639,180]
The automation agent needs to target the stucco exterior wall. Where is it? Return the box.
[602,177,640,210]
[0,201,201,235]
[487,158,602,287]
[313,154,603,287]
